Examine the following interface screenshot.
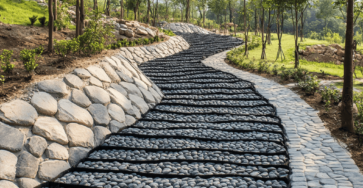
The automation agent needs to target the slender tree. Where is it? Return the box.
[76,0,80,37]
[48,0,53,52]
[147,0,150,23]
[341,0,355,133]
[244,0,249,57]
[185,0,190,23]
[120,0,124,19]
[94,0,98,10]
[80,0,84,35]
[53,0,57,31]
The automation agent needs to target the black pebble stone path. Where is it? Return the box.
[41,33,291,188]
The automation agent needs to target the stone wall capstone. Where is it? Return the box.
[0,36,190,187]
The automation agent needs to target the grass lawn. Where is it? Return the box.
[232,33,363,78]
[335,81,363,91]
[0,0,48,27]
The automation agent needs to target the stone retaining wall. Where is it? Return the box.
[163,23,210,34]
[0,36,190,188]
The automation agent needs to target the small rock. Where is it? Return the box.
[89,76,103,87]
[133,77,148,90]
[102,63,121,83]
[65,123,95,148]
[30,92,57,116]
[110,83,128,96]
[109,120,126,133]
[38,80,68,97]
[94,126,111,146]
[38,160,71,181]
[46,143,69,160]
[17,178,40,188]
[70,89,92,108]
[68,147,90,167]
[84,86,111,105]
[139,87,156,103]
[64,74,84,89]
[27,136,47,158]
[16,151,40,178]
[129,94,149,114]
[116,71,134,83]
[125,115,136,126]
[107,103,126,122]
[86,65,112,83]
[32,116,69,145]
[125,29,134,38]
[0,150,17,181]
[0,122,25,152]
[0,99,38,126]
[88,104,111,126]
[120,82,143,98]
[74,68,91,79]
[56,99,94,127]
[0,180,18,188]
[108,88,135,116]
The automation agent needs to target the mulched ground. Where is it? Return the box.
[225,59,363,172]
[0,23,167,104]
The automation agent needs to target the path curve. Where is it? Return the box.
[202,49,363,188]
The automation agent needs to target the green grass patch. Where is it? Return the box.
[335,81,363,91]
[231,33,363,78]
[0,0,48,26]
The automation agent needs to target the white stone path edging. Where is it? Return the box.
[0,36,190,188]
[202,50,363,188]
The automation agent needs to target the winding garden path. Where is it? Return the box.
[41,30,363,188]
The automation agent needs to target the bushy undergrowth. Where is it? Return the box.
[20,47,43,72]
[0,50,14,73]
[160,29,175,36]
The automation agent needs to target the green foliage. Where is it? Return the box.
[19,49,40,72]
[272,64,279,75]
[29,15,38,26]
[161,29,175,36]
[354,91,363,142]
[0,50,14,73]
[54,2,72,30]
[292,67,308,82]
[34,45,44,55]
[325,32,342,44]
[297,74,320,95]
[77,10,115,55]
[54,38,80,57]
[38,16,46,27]
[257,61,270,73]
[354,31,363,46]
[279,65,292,80]
[0,4,7,11]
[320,84,341,111]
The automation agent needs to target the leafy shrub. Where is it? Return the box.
[38,16,46,27]
[54,2,71,30]
[77,10,115,55]
[29,15,38,26]
[279,66,292,80]
[0,50,14,73]
[308,31,321,40]
[161,29,175,36]
[247,60,257,70]
[54,38,80,57]
[20,49,40,72]
[292,67,308,82]
[320,84,341,111]
[143,38,150,45]
[325,32,342,44]
[34,45,44,55]
[257,61,270,73]
[297,74,320,95]
[272,64,279,75]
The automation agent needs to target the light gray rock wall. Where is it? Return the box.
[164,23,210,34]
[0,36,189,187]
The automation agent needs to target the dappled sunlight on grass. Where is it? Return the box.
[0,0,48,26]
[232,33,362,78]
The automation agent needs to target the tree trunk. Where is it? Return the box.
[48,0,53,52]
[106,0,110,16]
[203,8,206,27]
[94,0,97,10]
[53,0,57,31]
[244,0,248,57]
[165,1,168,21]
[300,10,304,42]
[80,0,84,35]
[229,1,232,23]
[154,0,158,26]
[147,0,150,24]
[254,8,257,35]
[267,9,271,45]
[76,0,80,37]
[294,1,299,68]
[261,6,266,59]
[120,0,124,19]
[341,0,355,133]
[185,0,190,23]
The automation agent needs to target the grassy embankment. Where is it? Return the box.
[232,33,363,78]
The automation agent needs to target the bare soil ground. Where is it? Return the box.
[0,23,168,104]
[225,59,363,172]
